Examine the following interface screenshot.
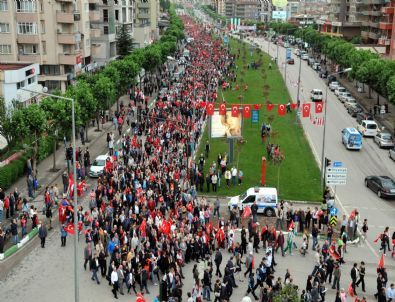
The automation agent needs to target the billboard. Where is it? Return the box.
[272,11,287,20]
[272,0,288,8]
[211,111,242,138]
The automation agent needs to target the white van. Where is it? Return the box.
[357,120,379,137]
[227,187,278,217]
[311,89,323,102]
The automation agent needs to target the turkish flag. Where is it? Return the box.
[378,253,385,268]
[278,104,286,116]
[65,222,75,235]
[231,104,239,117]
[266,104,274,111]
[200,101,206,109]
[348,283,355,297]
[136,293,146,302]
[242,206,252,218]
[291,103,298,110]
[253,104,262,110]
[243,105,251,118]
[315,102,323,114]
[302,103,311,118]
[139,219,147,237]
[206,102,215,116]
[219,102,227,115]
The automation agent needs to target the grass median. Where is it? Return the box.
[196,37,321,202]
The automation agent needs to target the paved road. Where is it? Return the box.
[251,37,395,260]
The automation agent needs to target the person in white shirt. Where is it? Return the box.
[111,268,119,299]
[387,283,395,302]
[231,167,237,186]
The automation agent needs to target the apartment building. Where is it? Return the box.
[0,0,91,92]
[357,0,389,44]
[379,0,395,58]
[133,0,152,48]
[317,0,361,39]
[225,0,267,21]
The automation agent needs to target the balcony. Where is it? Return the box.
[378,37,391,45]
[18,54,41,63]
[16,13,37,23]
[17,35,39,44]
[369,31,380,39]
[357,0,388,4]
[58,53,81,65]
[56,11,74,23]
[90,28,101,38]
[89,10,100,21]
[361,30,370,38]
[379,21,393,29]
[382,6,395,14]
[88,0,99,3]
[137,1,149,8]
[362,20,370,26]
[369,20,380,27]
[57,33,77,44]
[137,12,150,19]
[360,10,382,16]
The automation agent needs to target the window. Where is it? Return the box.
[103,26,108,34]
[0,44,11,53]
[16,80,25,89]
[42,41,46,54]
[40,21,45,34]
[22,44,38,54]
[0,0,8,11]
[28,76,36,84]
[0,23,10,33]
[103,9,108,22]
[15,0,37,12]
[41,65,60,75]
[115,10,119,21]
[85,38,90,47]
[17,22,38,34]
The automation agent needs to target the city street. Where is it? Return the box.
[252,37,395,257]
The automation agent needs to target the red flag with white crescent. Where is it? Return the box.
[243,105,251,118]
[231,104,239,117]
[278,104,286,116]
[315,102,323,114]
[206,102,214,116]
[302,103,311,118]
[219,102,227,115]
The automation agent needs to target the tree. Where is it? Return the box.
[386,75,395,104]
[40,97,73,171]
[11,104,47,174]
[112,58,140,93]
[0,97,15,149]
[116,24,134,57]
[91,75,116,130]
[272,284,299,302]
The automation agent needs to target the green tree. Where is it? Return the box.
[11,104,47,174]
[112,58,140,93]
[387,75,395,104]
[91,75,116,130]
[0,97,15,148]
[116,24,134,57]
[272,284,299,302]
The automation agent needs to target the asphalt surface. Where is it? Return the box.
[250,37,395,255]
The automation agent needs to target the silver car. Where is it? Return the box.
[374,132,394,148]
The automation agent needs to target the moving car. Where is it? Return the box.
[329,81,340,91]
[89,155,109,177]
[287,58,295,64]
[301,53,309,60]
[364,176,395,199]
[357,120,379,137]
[374,132,394,148]
[390,147,395,160]
[228,187,278,217]
[342,127,362,150]
[311,89,323,102]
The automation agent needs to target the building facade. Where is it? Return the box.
[225,0,266,21]
[380,0,395,58]
[0,62,42,108]
[0,0,91,91]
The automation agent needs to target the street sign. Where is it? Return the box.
[326,167,347,173]
[252,110,259,123]
[330,216,337,226]
[326,179,347,185]
[330,207,338,216]
[333,161,343,167]
[325,166,347,185]
[286,48,292,60]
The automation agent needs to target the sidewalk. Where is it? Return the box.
[336,75,395,135]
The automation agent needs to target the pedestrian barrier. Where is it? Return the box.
[0,225,39,261]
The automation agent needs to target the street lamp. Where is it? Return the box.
[20,86,80,302]
[320,68,352,189]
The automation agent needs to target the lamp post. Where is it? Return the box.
[20,86,79,302]
[320,68,352,189]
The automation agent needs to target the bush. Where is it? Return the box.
[0,154,28,190]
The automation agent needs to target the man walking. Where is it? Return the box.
[11,218,19,245]
[84,243,92,270]
[251,201,258,223]
[356,261,366,293]
[332,262,341,290]
[213,198,220,218]
[38,222,48,248]
[111,265,119,299]
[214,248,223,277]
[351,262,358,296]
[90,254,100,284]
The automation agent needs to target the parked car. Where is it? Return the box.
[389,147,395,160]
[356,112,374,125]
[310,89,323,102]
[89,155,109,177]
[301,53,309,60]
[334,87,347,97]
[339,92,352,103]
[374,132,394,148]
[287,58,295,64]
[295,49,301,56]
[313,62,321,71]
[347,104,363,117]
[327,75,337,85]
[344,98,358,109]
[357,120,379,137]
[308,57,315,66]
[364,176,395,199]
[329,81,340,91]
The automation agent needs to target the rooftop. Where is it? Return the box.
[0,63,32,71]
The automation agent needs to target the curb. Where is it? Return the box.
[0,225,39,260]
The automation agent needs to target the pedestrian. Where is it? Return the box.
[351,262,358,296]
[0,198,3,224]
[231,167,237,186]
[246,272,259,300]
[276,230,285,256]
[38,222,48,248]
[356,261,366,293]
[117,265,125,295]
[211,173,218,192]
[251,201,258,223]
[238,170,243,185]
[60,224,67,247]
[140,265,150,294]
[203,268,211,301]
[11,218,19,245]
[332,263,341,291]
[387,283,395,302]
[213,197,220,218]
[361,219,368,242]
[111,265,119,299]
[90,254,100,284]
[214,248,222,277]
[224,169,231,187]
[205,141,210,158]
[283,229,295,256]
[84,243,92,270]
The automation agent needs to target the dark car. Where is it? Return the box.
[365,176,395,198]
[327,75,337,86]
[356,112,374,125]
[347,104,364,117]
[287,58,295,64]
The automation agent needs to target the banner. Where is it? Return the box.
[272,11,287,20]
[272,0,288,8]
